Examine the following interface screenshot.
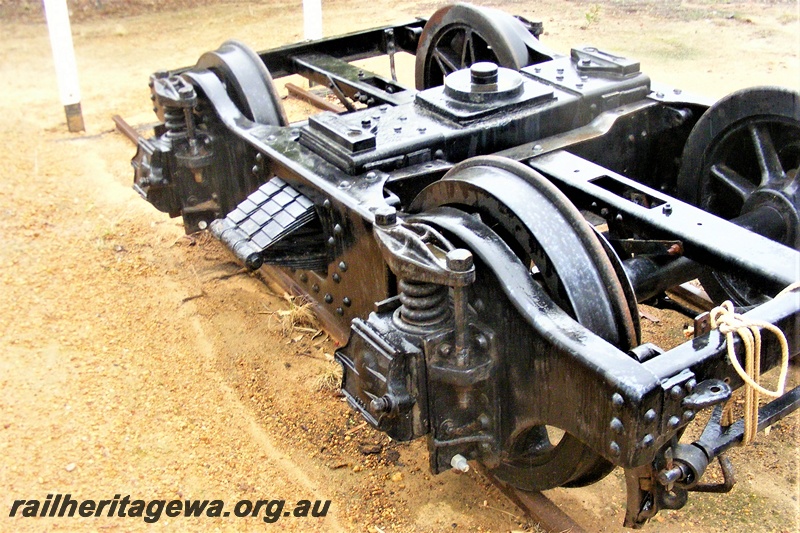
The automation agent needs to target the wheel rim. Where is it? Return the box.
[195,40,288,126]
[415,4,532,90]
[411,157,638,490]
[677,87,800,304]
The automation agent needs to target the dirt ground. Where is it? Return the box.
[0,1,798,532]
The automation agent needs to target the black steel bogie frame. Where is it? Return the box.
[131,13,800,528]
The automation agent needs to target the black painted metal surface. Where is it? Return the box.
[125,4,800,528]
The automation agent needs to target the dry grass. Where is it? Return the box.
[265,293,318,335]
[314,360,343,392]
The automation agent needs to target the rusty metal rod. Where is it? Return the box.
[476,464,586,533]
[112,114,143,144]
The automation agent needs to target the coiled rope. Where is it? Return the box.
[709,282,800,445]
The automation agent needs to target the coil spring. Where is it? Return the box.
[398,279,448,326]
[164,106,187,139]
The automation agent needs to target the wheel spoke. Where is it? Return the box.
[432,48,458,76]
[710,163,757,202]
[749,123,786,186]
[460,29,474,67]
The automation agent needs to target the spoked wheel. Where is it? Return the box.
[196,39,288,126]
[415,3,540,90]
[410,156,639,491]
[677,87,800,305]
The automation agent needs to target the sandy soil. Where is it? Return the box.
[0,1,798,532]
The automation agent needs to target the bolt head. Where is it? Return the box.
[374,206,397,227]
[446,248,473,272]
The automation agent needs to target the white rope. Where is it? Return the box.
[708,282,799,445]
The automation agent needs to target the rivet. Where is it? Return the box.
[267,134,277,142]
[365,171,378,182]
[323,199,332,209]
[332,273,341,283]
[683,410,695,422]
[338,180,351,190]
[610,418,624,434]
[333,224,343,235]
[342,297,352,307]
[600,207,610,217]
[361,119,371,128]
[534,67,541,73]
[609,441,621,456]
[668,416,681,429]
[324,293,333,304]
[662,203,673,216]
[612,393,624,409]
[644,409,656,422]
[674,88,683,95]
[327,237,335,246]
[615,214,623,222]
[670,385,683,400]
[335,307,344,316]
[339,261,348,272]
[685,379,697,393]
[576,82,584,89]
[533,144,543,153]
[475,334,488,350]
[418,127,427,134]
[641,434,655,448]
[299,273,308,283]
[399,116,407,121]
[394,126,402,133]
[656,92,665,98]
[556,75,564,82]
[255,153,263,162]
[311,284,320,293]
[251,165,259,175]
[557,68,564,74]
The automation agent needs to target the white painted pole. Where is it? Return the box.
[303,0,323,40]
[43,0,85,132]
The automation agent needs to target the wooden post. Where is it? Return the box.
[43,0,85,132]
